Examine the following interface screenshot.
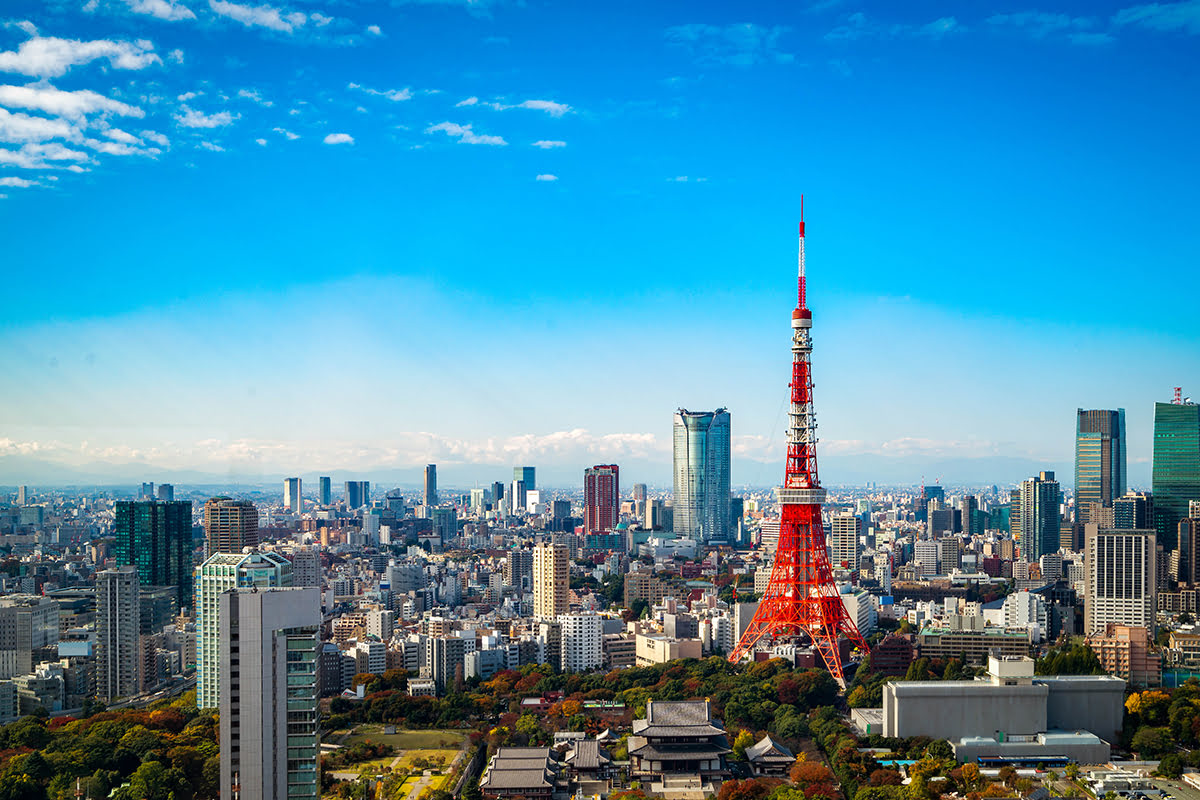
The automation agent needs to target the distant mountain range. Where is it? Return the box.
[0,451,1095,493]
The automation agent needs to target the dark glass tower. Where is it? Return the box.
[113,500,194,610]
[1153,400,1200,551]
[1075,408,1127,522]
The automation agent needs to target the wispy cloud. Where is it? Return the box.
[323,132,353,144]
[532,140,565,149]
[425,121,506,145]
[0,142,92,170]
[174,105,237,128]
[1114,0,1200,34]
[826,12,964,41]
[456,96,572,116]
[0,29,161,78]
[209,0,306,32]
[236,88,272,106]
[272,126,299,140]
[666,23,794,66]
[535,173,557,181]
[348,82,412,102]
[366,25,382,36]
[0,108,78,144]
[125,0,196,21]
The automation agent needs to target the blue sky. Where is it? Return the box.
[1,0,1199,489]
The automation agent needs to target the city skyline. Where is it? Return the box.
[3,0,1200,487]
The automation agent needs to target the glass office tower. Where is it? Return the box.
[1153,399,1200,551]
[1075,408,1126,522]
[113,499,193,610]
[673,408,732,543]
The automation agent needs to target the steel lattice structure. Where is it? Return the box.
[727,200,870,688]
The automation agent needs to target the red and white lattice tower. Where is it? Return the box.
[728,199,869,688]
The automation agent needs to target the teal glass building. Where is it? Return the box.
[113,500,194,611]
[1153,400,1200,551]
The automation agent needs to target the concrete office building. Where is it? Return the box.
[219,587,320,800]
[533,542,568,620]
[829,513,861,571]
[1084,525,1156,634]
[882,655,1123,763]
[1019,471,1061,562]
[673,408,732,543]
[344,481,370,510]
[0,595,59,680]
[195,550,293,709]
[96,566,141,701]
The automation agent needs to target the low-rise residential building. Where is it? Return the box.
[1086,623,1161,687]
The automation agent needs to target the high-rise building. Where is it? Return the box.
[430,508,457,543]
[344,480,369,510]
[318,476,332,506]
[194,550,293,709]
[490,481,504,511]
[1018,472,1061,562]
[632,483,648,503]
[141,482,155,499]
[509,479,526,515]
[584,464,620,535]
[156,483,175,502]
[559,612,603,672]
[283,477,302,514]
[204,497,259,556]
[533,542,568,620]
[96,566,141,701]
[16,486,27,506]
[962,495,982,536]
[291,549,321,588]
[504,549,534,592]
[1115,492,1154,530]
[1084,525,1156,634]
[514,466,536,492]
[672,408,732,543]
[829,512,861,570]
[219,587,320,800]
[1075,409,1127,524]
[113,500,194,611]
[0,596,59,680]
[424,465,438,506]
[1153,398,1200,552]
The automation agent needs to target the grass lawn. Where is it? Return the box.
[343,726,466,751]
[393,749,458,771]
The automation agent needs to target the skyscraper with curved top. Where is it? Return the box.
[673,408,732,543]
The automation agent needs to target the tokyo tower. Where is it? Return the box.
[728,199,869,688]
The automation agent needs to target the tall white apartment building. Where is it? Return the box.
[533,542,568,620]
[829,513,862,571]
[558,612,602,672]
[96,566,141,701]
[1084,526,1156,634]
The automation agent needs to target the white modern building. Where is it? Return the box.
[96,566,141,701]
[219,587,321,800]
[559,612,603,672]
[1084,525,1156,634]
[829,513,862,571]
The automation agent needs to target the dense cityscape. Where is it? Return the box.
[5,0,1200,798]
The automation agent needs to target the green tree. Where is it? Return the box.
[1130,726,1173,758]
[1158,754,1183,779]
[925,740,952,761]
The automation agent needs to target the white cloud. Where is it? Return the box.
[311,12,332,26]
[0,142,92,169]
[141,129,169,146]
[1114,0,1200,34]
[174,105,237,127]
[0,176,35,187]
[102,127,141,144]
[323,132,353,144]
[83,137,158,156]
[348,82,412,102]
[272,126,299,139]
[125,0,196,21]
[255,137,267,145]
[0,108,78,144]
[198,140,224,151]
[455,96,479,106]
[532,139,565,148]
[366,24,382,35]
[0,32,161,78]
[425,121,506,145]
[515,99,570,116]
[167,48,184,63]
[209,0,307,32]
[668,176,689,182]
[535,173,558,181]
[667,22,795,66]
[0,83,144,119]
[826,12,964,41]
[177,91,198,101]
[237,88,273,106]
